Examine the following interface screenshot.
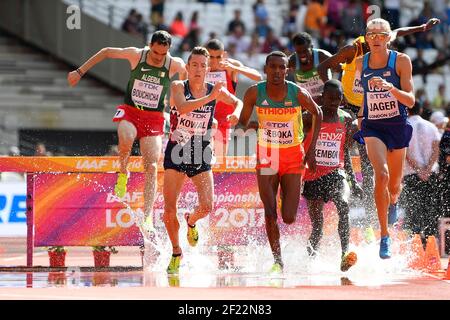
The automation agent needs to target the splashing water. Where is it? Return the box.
[65,173,423,288]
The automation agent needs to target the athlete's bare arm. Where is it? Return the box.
[67,47,142,87]
[317,44,357,82]
[238,85,258,129]
[217,89,244,126]
[169,56,188,80]
[355,56,364,128]
[394,18,440,38]
[297,86,322,172]
[302,112,312,135]
[171,81,224,115]
[222,58,263,82]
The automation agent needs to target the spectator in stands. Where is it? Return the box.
[238,33,262,70]
[340,0,364,39]
[226,42,238,59]
[327,0,346,30]
[382,0,400,30]
[282,1,300,37]
[304,0,327,39]
[412,51,450,87]
[34,142,48,156]
[122,9,140,35]
[189,11,200,32]
[431,84,448,112]
[416,88,433,120]
[227,9,246,35]
[179,28,202,54]
[412,49,428,82]
[295,0,308,33]
[227,25,250,54]
[153,15,169,32]
[261,28,283,54]
[150,0,165,28]
[430,110,449,138]
[170,11,188,38]
[136,13,149,42]
[402,101,441,243]
[406,3,438,49]
[253,0,270,37]
[319,30,346,55]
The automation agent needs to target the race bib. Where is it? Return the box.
[131,79,163,109]
[352,71,364,95]
[206,71,227,85]
[315,136,341,167]
[366,90,399,120]
[296,75,323,98]
[172,111,212,146]
[261,121,294,145]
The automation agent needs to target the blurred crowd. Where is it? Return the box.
[118,0,450,116]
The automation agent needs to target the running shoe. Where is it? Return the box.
[364,226,376,243]
[388,203,399,225]
[167,254,182,274]
[168,274,180,287]
[270,262,283,274]
[114,172,128,198]
[340,251,358,272]
[185,213,198,247]
[379,236,392,259]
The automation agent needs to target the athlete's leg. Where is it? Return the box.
[358,141,376,224]
[257,171,282,265]
[329,174,351,255]
[140,135,163,221]
[334,197,350,255]
[386,148,407,205]
[117,120,137,174]
[365,137,390,237]
[306,199,325,255]
[114,120,138,197]
[163,169,186,255]
[279,174,301,225]
[189,170,214,225]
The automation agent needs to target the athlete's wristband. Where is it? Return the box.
[76,68,84,77]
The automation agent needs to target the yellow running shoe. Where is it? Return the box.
[167,254,182,274]
[270,262,283,274]
[185,213,198,247]
[114,172,128,198]
[340,251,357,272]
[364,226,376,244]
[168,274,180,287]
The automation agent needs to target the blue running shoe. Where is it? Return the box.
[379,236,392,259]
[388,203,398,225]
